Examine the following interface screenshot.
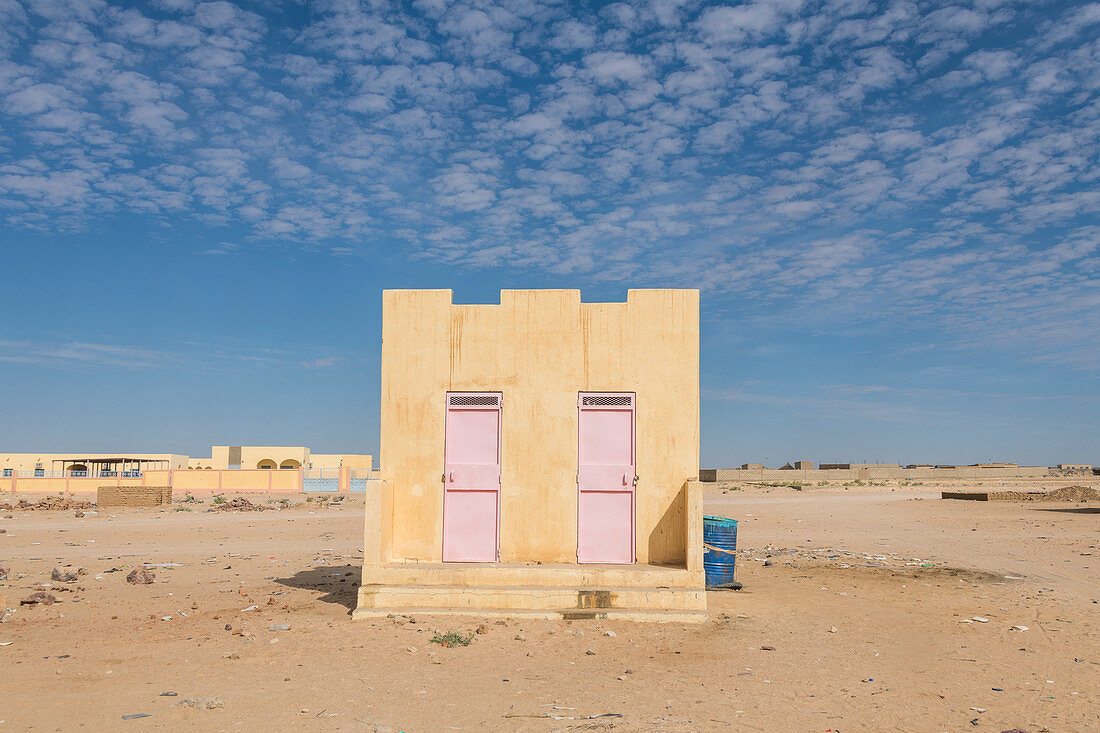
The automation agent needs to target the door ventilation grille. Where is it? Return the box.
[582,394,633,406]
[449,394,500,406]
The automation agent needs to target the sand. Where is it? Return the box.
[0,482,1096,731]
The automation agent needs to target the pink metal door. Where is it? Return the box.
[577,392,636,564]
[443,392,501,562]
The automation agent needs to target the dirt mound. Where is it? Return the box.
[211,498,267,512]
[1,497,94,511]
[1041,485,1100,502]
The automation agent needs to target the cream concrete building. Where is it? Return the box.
[187,446,373,471]
[355,289,705,622]
[3,447,371,477]
[1,453,189,477]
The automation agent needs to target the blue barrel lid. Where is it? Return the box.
[703,514,738,527]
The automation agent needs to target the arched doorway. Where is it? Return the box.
[279,459,301,470]
[257,459,277,470]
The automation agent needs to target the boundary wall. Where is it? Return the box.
[2,468,381,495]
[703,466,1058,482]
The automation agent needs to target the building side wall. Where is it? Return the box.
[380,288,699,565]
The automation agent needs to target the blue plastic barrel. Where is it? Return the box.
[703,515,739,589]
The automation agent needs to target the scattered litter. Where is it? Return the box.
[972,617,990,623]
[828,626,837,633]
[505,712,622,721]
[241,605,259,612]
[1010,625,1029,632]
[144,563,183,568]
[269,624,290,631]
[121,713,151,720]
[0,642,12,646]
[2,497,93,511]
[210,498,266,512]
[160,616,173,621]
[970,707,986,713]
[176,698,224,710]
[159,692,177,697]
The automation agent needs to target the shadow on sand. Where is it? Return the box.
[275,564,361,613]
[1031,506,1100,514]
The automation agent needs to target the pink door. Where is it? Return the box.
[577,392,636,564]
[442,392,501,562]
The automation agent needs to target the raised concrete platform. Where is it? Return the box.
[353,562,707,623]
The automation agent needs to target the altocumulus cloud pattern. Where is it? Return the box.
[0,0,1097,366]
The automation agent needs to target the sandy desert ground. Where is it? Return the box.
[0,480,1096,732]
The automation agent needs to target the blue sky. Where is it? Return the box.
[1,0,1097,467]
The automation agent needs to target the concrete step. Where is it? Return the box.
[358,584,706,612]
[361,562,700,590]
[351,605,708,624]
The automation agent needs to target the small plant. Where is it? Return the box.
[306,496,314,502]
[181,492,202,504]
[431,630,474,648]
[173,506,192,512]
[817,481,828,486]
[213,494,226,505]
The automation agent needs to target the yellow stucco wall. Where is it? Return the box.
[380,289,699,565]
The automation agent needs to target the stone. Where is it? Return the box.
[126,567,156,585]
[514,633,526,641]
[21,591,57,606]
[585,649,596,656]
[51,568,79,583]
[603,630,617,637]
[476,624,489,635]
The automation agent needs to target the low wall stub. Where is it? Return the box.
[97,485,173,508]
